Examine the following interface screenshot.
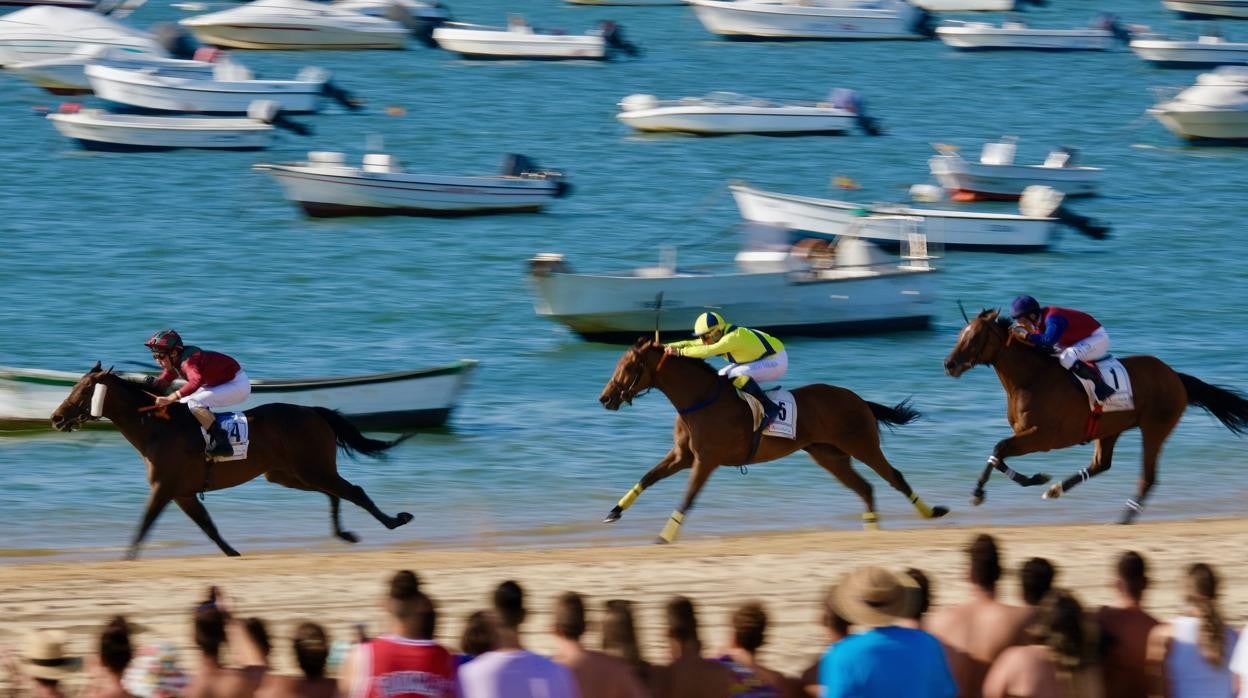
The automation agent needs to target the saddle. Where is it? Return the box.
[737,387,797,439]
[1070,356,1134,413]
[202,412,250,461]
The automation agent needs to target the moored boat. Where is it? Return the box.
[85,61,355,114]
[0,5,166,66]
[684,0,936,41]
[47,99,309,151]
[1164,0,1248,20]
[928,137,1103,200]
[0,359,479,432]
[6,45,216,96]
[1149,66,1248,141]
[179,0,411,50]
[935,16,1130,51]
[1130,32,1248,67]
[431,17,639,59]
[616,89,879,135]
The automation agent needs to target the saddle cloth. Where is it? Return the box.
[738,388,797,439]
[1076,356,1134,412]
[201,412,250,461]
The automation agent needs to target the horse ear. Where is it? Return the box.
[90,360,102,373]
[104,365,114,375]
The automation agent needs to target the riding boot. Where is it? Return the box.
[205,421,234,457]
[1070,361,1115,402]
[739,378,780,429]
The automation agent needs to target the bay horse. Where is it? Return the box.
[50,363,414,559]
[944,309,1248,523]
[599,338,949,542]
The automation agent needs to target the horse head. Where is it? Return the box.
[50,362,115,432]
[600,337,663,410]
[944,309,1011,377]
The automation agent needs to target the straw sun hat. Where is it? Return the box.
[830,566,920,628]
[22,630,81,681]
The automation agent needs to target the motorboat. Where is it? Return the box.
[1150,66,1248,141]
[910,0,1018,10]
[528,225,937,343]
[566,0,680,5]
[431,17,639,59]
[730,182,1109,252]
[331,0,450,22]
[85,61,356,114]
[1164,0,1248,20]
[684,0,936,41]
[179,0,410,49]
[0,359,478,432]
[616,89,880,135]
[0,0,97,9]
[928,137,1103,200]
[47,99,309,150]
[0,6,166,67]
[254,152,571,217]
[6,44,216,95]
[935,16,1130,51]
[1130,31,1248,68]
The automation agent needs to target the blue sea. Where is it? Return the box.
[2,0,1246,560]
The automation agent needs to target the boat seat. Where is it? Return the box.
[1043,147,1075,168]
[980,141,1016,165]
[363,153,400,173]
[308,151,346,165]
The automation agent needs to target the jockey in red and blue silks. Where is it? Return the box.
[1009,295,1116,402]
[145,329,250,457]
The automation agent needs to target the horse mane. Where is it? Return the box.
[634,338,721,378]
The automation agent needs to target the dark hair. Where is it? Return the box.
[243,618,271,658]
[602,599,647,674]
[1030,589,1096,672]
[389,570,421,601]
[99,616,133,675]
[1185,563,1228,667]
[460,611,498,657]
[904,569,932,619]
[731,601,767,653]
[292,623,329,680]
[968,534,1002,590]
[1116,551,1148,601]
[493,580,526,630]
[194,606,227,660]
[554,592,587,641]
[821,586,851,636]
[666,596,700,647]
[1021,558,1057,606]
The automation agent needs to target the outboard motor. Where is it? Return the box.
[385,4,446,47]
[151,22,201,60]
[1020,185,1109,240]
[300,67,362,112]
[901,2,936,39]
[501,154,572,198]
[248,100,312,137]
[1015,0,1046,7]
[830,88,882,136]
[1096,12,1133,44]
[600,21,641,58]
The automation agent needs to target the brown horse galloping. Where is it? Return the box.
[944,310,1248,523]
[51,364,414,559]
[599,338,949,542]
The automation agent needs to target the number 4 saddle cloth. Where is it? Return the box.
[202,413,251,462]
[737,388,797,439]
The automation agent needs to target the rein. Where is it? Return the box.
[654,352,723,416]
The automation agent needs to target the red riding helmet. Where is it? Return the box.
[145,329,183,355]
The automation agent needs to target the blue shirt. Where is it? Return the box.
[819,626,956,698]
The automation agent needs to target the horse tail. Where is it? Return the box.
[867,398,921,430]
[311,407,414,458]
[1179,373,1248,435]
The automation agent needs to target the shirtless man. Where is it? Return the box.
[551,591,647,698]
[650,596,735,698]
[1096,551,1158,698]
[925,534,1034,697]
[184,603,268,698]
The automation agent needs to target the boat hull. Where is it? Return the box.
[1130,39,1248,67]
[929,154,1101,199]
[617,106,853,134]
[686,0,929,40]
[48,111,274,150]
[1150,104,1248,141]
[566,0,681,4]
[530,267,938,342]
[432,27,606,59]
[730,184,1056,251]
[936,26,1113,51]
[86,64,323,114]
[1163,0,1248,19]
[260,166,564,217]
[181,23,408,49]
[911,0,1012,10]
[8,53,215,95]
[0,360,478,433]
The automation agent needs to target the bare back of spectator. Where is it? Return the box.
[651,596,734,698]
[256,623,338,698]
[1095,551,1157,698]
[551,592,646,698]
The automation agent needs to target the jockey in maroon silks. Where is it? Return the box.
[145,329,250,456]
[1009,295,1116,402]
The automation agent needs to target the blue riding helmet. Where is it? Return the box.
[1010,295,1041,319]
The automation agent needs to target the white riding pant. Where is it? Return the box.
[180,370,251,410]
[719,351,789,384]
[1057,328,1110,369]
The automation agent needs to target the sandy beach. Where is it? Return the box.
[4,517,1248,691]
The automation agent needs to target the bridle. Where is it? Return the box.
[59,379,104,431]
[607,350,654,406]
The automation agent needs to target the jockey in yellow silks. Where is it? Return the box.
[664,311,788,428]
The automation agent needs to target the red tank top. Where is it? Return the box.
[1044,306,1102,346]
[357,636,457,698]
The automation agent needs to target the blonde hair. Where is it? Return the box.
[1185,563,1227,667]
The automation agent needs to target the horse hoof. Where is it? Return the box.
[225,549,241,557]
[603,507,622,524]
[1043,485,1061,500]
[971,493,985,507]
[930,506,950,519]
[338,531,360,544]
[653,536,670,545]
[123,551,138,562]
[391,512,414,529]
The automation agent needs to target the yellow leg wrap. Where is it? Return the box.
[862,511,881,531]
[908,493,934,519]
[731,375,749,389]
[617,484,643,511]
[658,510,685,543]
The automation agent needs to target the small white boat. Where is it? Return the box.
[1164,0,1248,20]
[684,0,936,41]
[47,99,309,151]
[566,0,680,5]
[616,89,879,135]
[528,227,938,343]
[6,44,215,95]
[910,0,1017,10]
[0,0,97,9]
[928,137,1103,200]
[431,17,639,59]
[0,5,166,66]
[179,0,410,49]
[85,61,355,114]
[0,359,478,432]
[730,182,1109,252]
[254,151,571,217]
[332,0,450,22]
[1130,32,1248,67]
[1150,66,1248,142]
[936,16,1129,51]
